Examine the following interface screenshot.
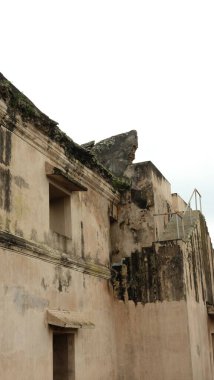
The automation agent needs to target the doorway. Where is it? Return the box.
[53,333,75,380]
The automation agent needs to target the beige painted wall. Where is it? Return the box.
[0,249,118,380]
[186,297,212,380]
[112,299,193,380]
[0,124,115,266]
[0,248,196,380]
[1,97,214,380]
[171,193,187,213]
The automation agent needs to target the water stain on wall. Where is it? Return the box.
[13,286,49,314]
[14,176,29,189]
[0,126,12,212]
[0,126,12,166]
[53,266,72,292]
[112,244,184,304]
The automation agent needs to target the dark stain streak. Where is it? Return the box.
[0,125,12,212]
[0,126,12,166]
[131,189,147,209]
[0,167,12,211]
[81,221,85,259]
[5,130,12,166]
[0,128,3,163]
[111,244,184,304]
[199,214,213,304]
[41,278,48,290]
[190,236,199,302]
[58,279,62,292]
[53,266,72,293]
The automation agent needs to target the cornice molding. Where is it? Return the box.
[0,103,120,203]
[0,230,111,280]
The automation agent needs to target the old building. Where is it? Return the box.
[0,72,214,380]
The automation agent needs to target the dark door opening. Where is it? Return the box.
[53,333,75,380]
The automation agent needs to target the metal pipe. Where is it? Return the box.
[190,207,192,224]
[195,190,198,210]
[184,189,195,215]
[199,195,202,213]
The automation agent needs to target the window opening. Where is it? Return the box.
[49,183,71,238]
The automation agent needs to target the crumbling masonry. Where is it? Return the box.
[0,72,214,380]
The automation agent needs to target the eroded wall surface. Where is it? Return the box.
[1,74,214,380]
[0,250,119,380]
[183,215,214,380]
[0,84,121,379]
[111,161,173,263]
[0,118,116,266]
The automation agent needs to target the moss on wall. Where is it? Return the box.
[0,73,131,193]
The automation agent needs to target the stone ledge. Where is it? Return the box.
[0,230,111,280]
[0,113,120,203]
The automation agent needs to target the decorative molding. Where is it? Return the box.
[0,103,120,203]
[0,230,111,280]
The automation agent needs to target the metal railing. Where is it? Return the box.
[183,188,202,223]
[153,211,184,241]
[154,189,202,241]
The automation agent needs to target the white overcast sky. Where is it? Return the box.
[1,1,214,242]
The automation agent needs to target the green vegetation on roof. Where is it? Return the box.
[0,73,131,193]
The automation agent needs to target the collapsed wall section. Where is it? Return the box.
[110,161,172,262]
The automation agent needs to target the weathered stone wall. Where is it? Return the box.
[1,73,214,380]
[0,249,119,380]
[0,87,120,379]
[0,245,196,380]
[181,215,214,380]
[184,214,214,305]
[0,114,118,267]
[171,192,187,212]
[111,161,172,263]
[90,130,138,177]
[111,243,185,304]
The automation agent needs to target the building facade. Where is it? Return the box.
[0,73,214,380]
